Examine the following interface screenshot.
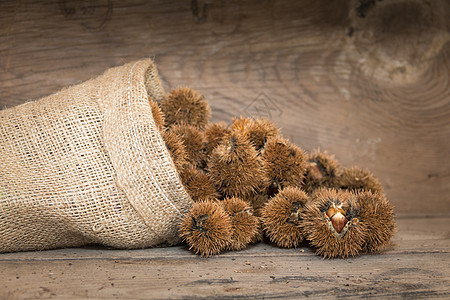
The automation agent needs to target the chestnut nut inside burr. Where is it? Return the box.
[326,203,347,234]
[308,161,324,180]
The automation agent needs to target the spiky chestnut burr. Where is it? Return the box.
[149,100,165,132]
[241,193,268,243]
[261,187,309,248]
[160,87,211,128]
[356,190,396,253]
[178,200,233,256]
[261,136,307,197]
[250,219,265,244]
[207,133,268,198]
[230,117,279,151]
[162,129,189,171]
[221,197,259,251]
[168,123,207,169]
[243,193,270,217]
[339,166,383,194]
[302,149,341,194]
[302,188,367,258]
[204,122,231,157]
[179,164,220,202]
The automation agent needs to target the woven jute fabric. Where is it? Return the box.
[0,59,193,253]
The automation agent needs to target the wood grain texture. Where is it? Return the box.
[1,215,449,299]
[0,0,449,213]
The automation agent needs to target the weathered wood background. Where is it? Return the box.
[0,0,449,214]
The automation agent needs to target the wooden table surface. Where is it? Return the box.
[1,214,449,299]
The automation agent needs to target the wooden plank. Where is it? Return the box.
[0,0,449,215]
[0,216,449,299]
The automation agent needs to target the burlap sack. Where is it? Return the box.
[0,59,193,253]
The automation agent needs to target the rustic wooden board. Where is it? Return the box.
[0,0,449,214]
[0,215,449,299]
